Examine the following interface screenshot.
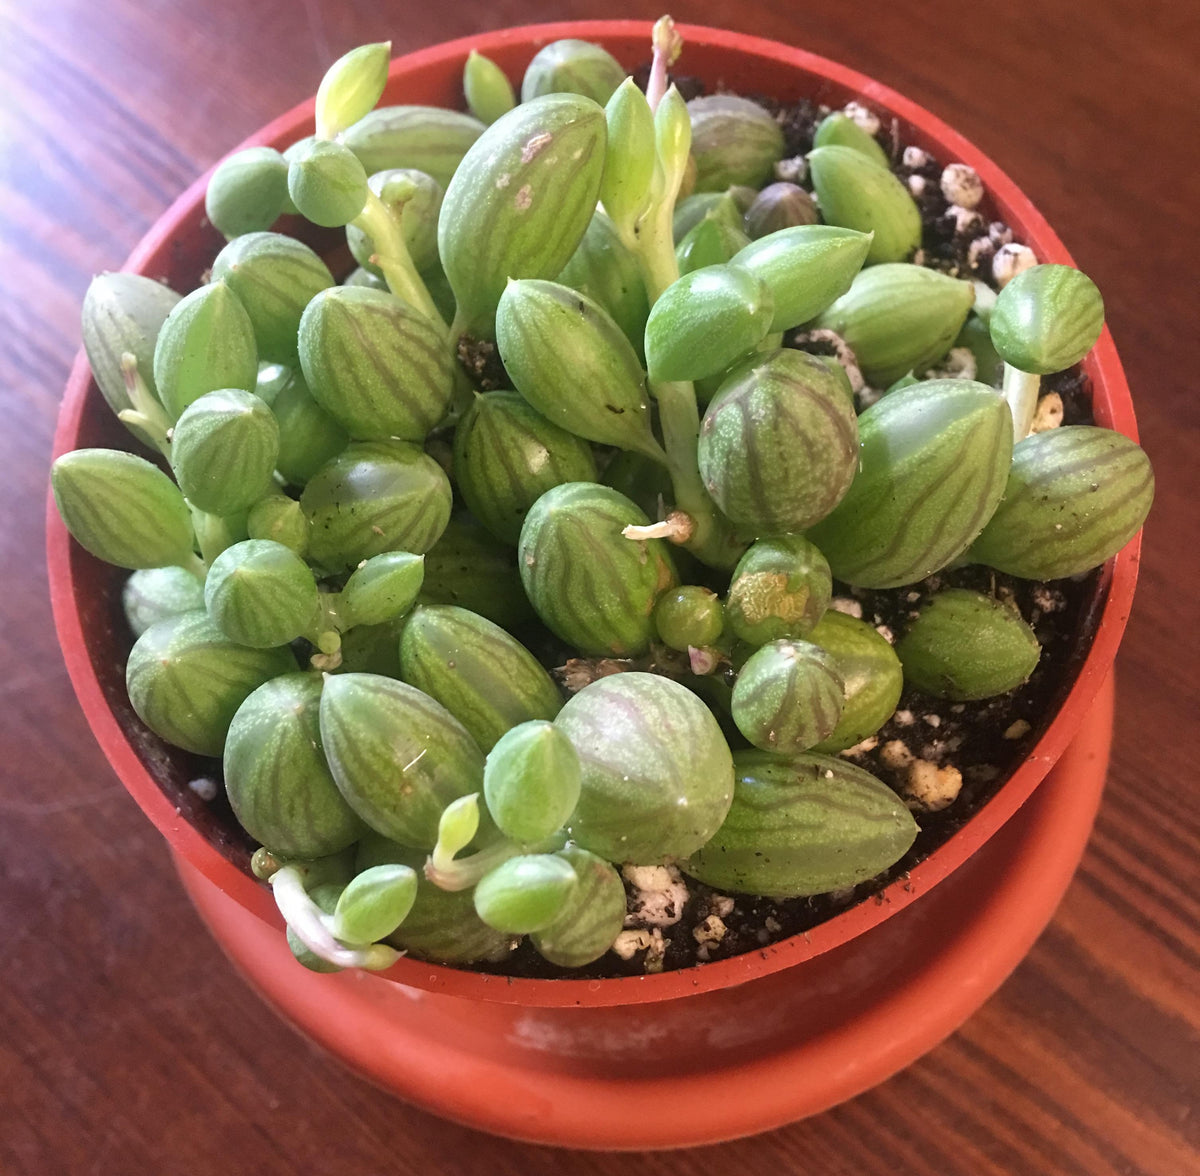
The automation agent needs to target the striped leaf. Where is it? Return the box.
[555,673,734,863]
[300,441,452,573]
[81,272,181,441]
[967,425,1152,579]
[725,534,833,645]
[518,483,677,657]
[731,639,845,754]
[298,286,453,442]
[807,379,1013,588]
[399,605,562,752]
[152,280,258,420]
[319,673,484,849]
[270,370,348,487]
[342,105,485,188]
[989,264,1104,374]
[808,611,904,753]
[686,95,784,191]
[556,210,650,357]
[453,390,598,545]
[203,539,318,649]
[682,751,919,897]
[418,515,535,630]
[438,93,607,337]
[807,146,921,265]
[223,673,365,858]
[125,610,297,756]
[497,279,662,458]
[211,232,334,365]
[530,846,626,968]
[698,349,859,535]
[896,588,1041,701]
[732,224,872,333]
[51,448,195,570]
[170,388,279,516]
[814,263,975,386]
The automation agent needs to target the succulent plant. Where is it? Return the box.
[896,589,1041,700]
[697,349,859,534]
[453,390,598,545]
[807,379,1013,588]
[725,535,833,646]
[224,673,365,858]
[53,34,1155,980]
[518,483,678,657]
[555,673,734,863]
[683,751,919,897]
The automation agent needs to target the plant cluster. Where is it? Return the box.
[52,22,1153,974]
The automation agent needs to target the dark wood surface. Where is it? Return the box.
[2,0,1197,1171]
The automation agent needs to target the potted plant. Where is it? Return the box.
[46,19,1148,1147]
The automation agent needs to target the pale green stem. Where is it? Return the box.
[181,551,208,583]
[620,211,742,568]
[305,592,344,670]
[189,508,240,566]
[270,865,399,971]
[353,189,445,330]
[1003,362,1040,441]
[425,838,523,892]
[117,353,172,456]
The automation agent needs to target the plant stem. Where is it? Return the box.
[620,212,743,568]
[353,189,445,330]
[270,865,399,971]
[425,838,522,892]
[118,353,173,456]
[1002,362,1040,441]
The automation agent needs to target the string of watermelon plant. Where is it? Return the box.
[49,27,1155,976]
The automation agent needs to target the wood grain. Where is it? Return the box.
[1,0,1196,1172]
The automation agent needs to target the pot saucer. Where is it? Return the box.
[177,676,1113,1150]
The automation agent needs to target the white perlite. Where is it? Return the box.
[993,242,1037,288]
[693,915,727,948]
[775,155,807,184]
[902,145,932,169]
[187,777,218,801]
[946,204,985,237]
[1031,391,1065,432]
[612,929,654,960]
[925,346,978,382]
[907,174,927,198]
[940,163,984,209]
[622,863,689,928]
[829,596,864,619]
[843,101,880,136]
[904,760,964,811]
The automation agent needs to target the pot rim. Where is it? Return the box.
[47,19,1141,1008]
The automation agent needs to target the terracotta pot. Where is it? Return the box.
[47,21,1141,1144]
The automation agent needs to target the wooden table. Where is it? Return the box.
[2,0,1196,1171]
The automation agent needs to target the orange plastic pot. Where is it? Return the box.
[47,21,1141,1147]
